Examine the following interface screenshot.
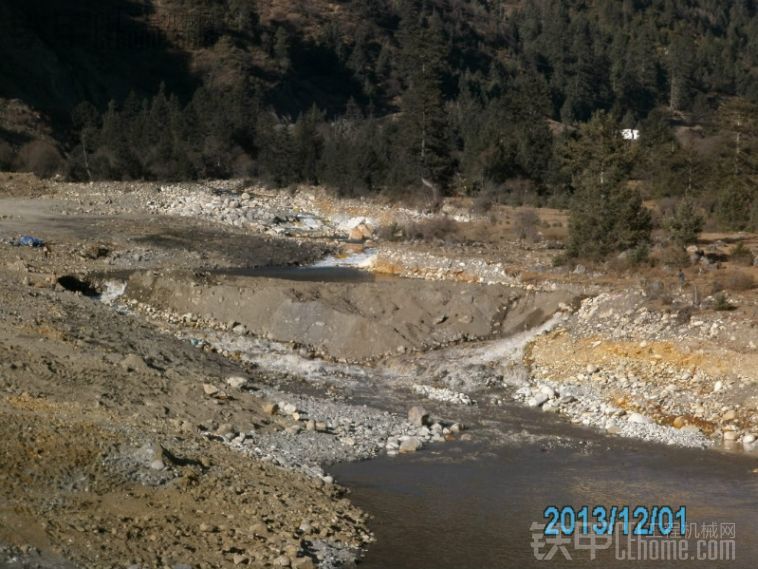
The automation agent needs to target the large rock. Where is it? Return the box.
[408,406,430,426]
[399,437,422,453]
[348,222,372,242]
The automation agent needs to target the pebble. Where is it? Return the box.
[627,413,651,425]
[202,383,219,396]
[262,402,279,415]
[226,376,248,389]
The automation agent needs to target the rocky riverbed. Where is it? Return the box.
[0,175,756,568]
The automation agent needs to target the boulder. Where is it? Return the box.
[348,222,373,242]
[408,406,430,427]
[399,437,422,453]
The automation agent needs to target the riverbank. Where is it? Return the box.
[0,174,756,567]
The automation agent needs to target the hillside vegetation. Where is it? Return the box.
[0,0,757,244]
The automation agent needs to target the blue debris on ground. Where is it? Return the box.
[16,235,45,247]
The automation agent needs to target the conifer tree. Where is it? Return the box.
[566,112,652,259]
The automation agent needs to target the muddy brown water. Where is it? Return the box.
[215,265,390,283]
[332,402,758,569]
[98,264,758,568]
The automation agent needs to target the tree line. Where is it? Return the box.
[46,0,758,255]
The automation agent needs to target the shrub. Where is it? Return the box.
[514,208,540,241]
[713,292,734,311]
[713,271,755,292]
[0,140,14,170]
[659,245,690,268]
[470,188,496,214]
[402,217,459,241]
[730,242,754,266]
[15,140,64,178]
[664,198,704,246]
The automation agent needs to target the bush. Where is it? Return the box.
[664,198,704,246]
[730,242,754,266]
[659,245,690,268]
[0,140,14,170]
[713,271,755,292]
[514,208,540,241]
[15,140,64,178]
[393,217,459,242]
[713,292,734,311]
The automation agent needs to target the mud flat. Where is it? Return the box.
[124,270,575,361]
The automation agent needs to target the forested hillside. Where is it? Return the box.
[1,0,756,233]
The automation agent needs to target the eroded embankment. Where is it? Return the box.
[125,270,576,362]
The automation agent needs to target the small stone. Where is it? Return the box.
[150,459,165,470]
[532,393,550,407]
[586,364,599,374]
[305,419,316,431]
[232,554,249,565]
[226,376,248,389]
[742,434,756,445]
[273,556,291,567]
[120,354,150,373]
[291,558,315,569]
[262,402,279,415]
[408,406,430,427]
[215,423,235,437]
[281,402,297,415]
[721,409,737,422]
[399,437,422,453]
[627,412,651,424]
[539,385,556,399]
[315,421,328,432]
[723,431,739,442]
[672,416,687,429]
[203,384,219,397]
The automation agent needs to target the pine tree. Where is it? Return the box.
[665,198,704,246]
[715,99,758,230]
[566,112,652,259]
[668,32,694,111]
[294,105,324,184]
[397,4,454,192]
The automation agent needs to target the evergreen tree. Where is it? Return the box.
[397,4,454,191]
[566,112,652,259]
[665,198,704,246]
[715,99,758,230]
[293,105,324,184]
